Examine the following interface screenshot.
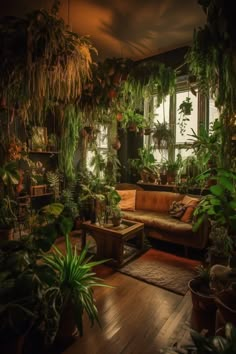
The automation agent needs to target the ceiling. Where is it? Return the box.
[1,0,206,61]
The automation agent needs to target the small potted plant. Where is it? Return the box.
[43,233,112,342]
[188,264,217,335]
[110,205,122,226]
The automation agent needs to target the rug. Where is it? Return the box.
[119,248,200,295]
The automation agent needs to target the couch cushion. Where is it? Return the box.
[180,195,200,223]
[122,210,193,234]
[117,190,136,211]
[135,191,183,213]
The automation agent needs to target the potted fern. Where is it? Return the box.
[43,234,112,342]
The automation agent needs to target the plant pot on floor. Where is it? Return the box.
[188,277,217,336]
[55,301,78,347]
[214,288,236,333]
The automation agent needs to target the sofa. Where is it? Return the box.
[116,184,209,251]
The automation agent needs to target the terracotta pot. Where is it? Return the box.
[116,112,123,121]
[128,123,137,132]
[111,217,121,227]
[111,138,121,150]
[144,128,152,135]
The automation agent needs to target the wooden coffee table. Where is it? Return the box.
[81,219,145,267]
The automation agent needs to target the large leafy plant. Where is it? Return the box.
[193,169,236,234]
[43,234,111,336]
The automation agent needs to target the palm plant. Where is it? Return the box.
[43,234,112,337]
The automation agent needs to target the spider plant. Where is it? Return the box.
[43,234,112,337]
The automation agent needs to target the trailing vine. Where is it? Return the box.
[0,5,96,124]
[59,104,81,183]
[186,0,236,168]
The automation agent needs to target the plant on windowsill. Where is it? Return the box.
[128,146,158,183]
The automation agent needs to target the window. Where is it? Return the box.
[145,79,211,164]
[175,91,198,144]
[209,97,220,125]
[87,125,108,176]
[147,95,170,162]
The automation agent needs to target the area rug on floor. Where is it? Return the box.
[119,248,200,295]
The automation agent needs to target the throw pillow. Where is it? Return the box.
[117,190,136,211]
[180,195,200,223]
[169,201,186,219]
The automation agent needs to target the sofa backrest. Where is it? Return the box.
[135,191,184,212]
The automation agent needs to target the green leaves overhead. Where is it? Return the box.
[0,8,96,123]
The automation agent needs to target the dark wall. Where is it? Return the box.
[118,127,143,183]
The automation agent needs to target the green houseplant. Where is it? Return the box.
[178,96,193,135]
[193,168,236,234]
[0,234,62,354]
[128,146,157,183]
[208,224,234,266]
[43,234,112,339]
[152,121,173,150]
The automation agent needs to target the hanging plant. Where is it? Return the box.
[186,1,236,168]
[0,4,96,124]
[152,121,173,150]
[178,96,193,135]
[59,104,81,183]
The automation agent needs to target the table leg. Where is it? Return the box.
[81,229,87,249]
[136,229,145,250]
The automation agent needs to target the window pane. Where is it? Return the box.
[175,148,194,160]
[176,91,198,144]
[209,98,220,125]
[153,95,170,124]
[153,149,168,163]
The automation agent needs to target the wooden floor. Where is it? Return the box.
[63,262,193,354]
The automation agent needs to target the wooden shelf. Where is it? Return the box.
[28,150,59,154]
[30,192,53,198]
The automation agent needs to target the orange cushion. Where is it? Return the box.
[180,195,199,223]
[117,190,136,211]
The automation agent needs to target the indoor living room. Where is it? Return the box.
[0,1,236,354]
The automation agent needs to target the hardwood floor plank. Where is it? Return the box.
[63,270,182,354]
